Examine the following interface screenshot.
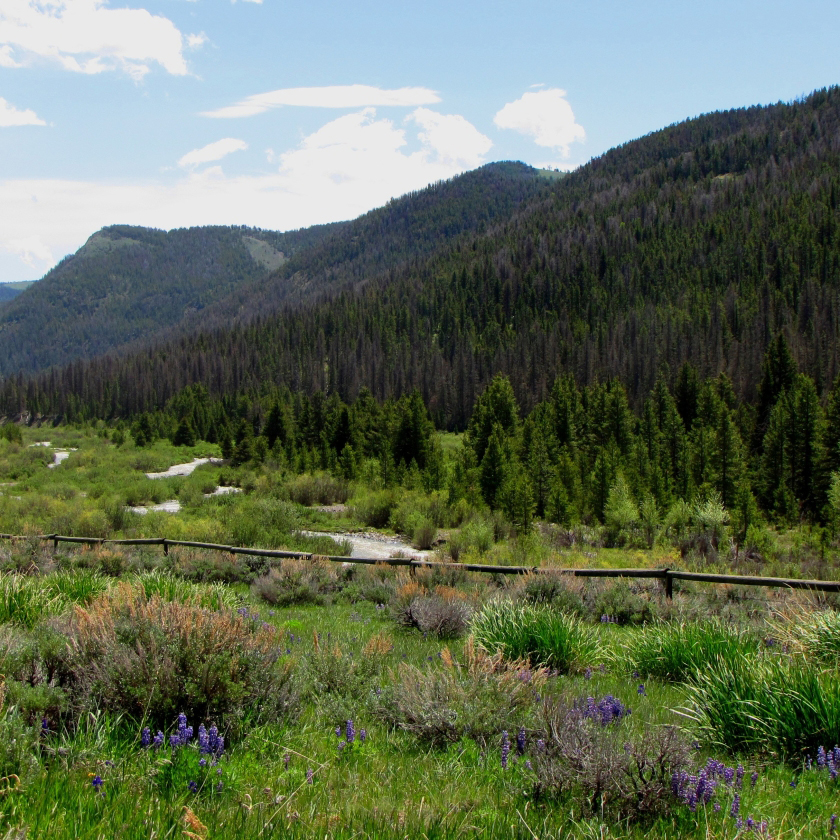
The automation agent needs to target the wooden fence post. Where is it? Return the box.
[664,569,673,600]
[162,538,168,557]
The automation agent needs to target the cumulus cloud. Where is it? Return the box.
[0,108,492,280]
[202,84,441,118]
[178,138,248,168]
[0,0,199,79]
[494,88,585,158]
[0,96,45,126]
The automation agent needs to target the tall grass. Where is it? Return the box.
[618,621,758,682]
[682,654,840,757]
[771,607,840,663]
[470,600,600,672]
[43,568,109,606]
[131,569,239,611]
[0,574,60,627]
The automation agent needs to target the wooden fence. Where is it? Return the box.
[2,532,840,599]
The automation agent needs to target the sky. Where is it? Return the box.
[1,0,839,283]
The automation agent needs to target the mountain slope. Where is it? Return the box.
[0,223,342,376]
[6,88,840,424]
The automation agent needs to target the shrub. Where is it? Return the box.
[251,558,338,607]
[592,580,659,625]
[350,489,398,529]
[391,589,472,639]
[287,472,349,506]
[385,638,545,746]
[519,572,585,614]
[69,586,297,728]
[531,696,692,820]
[619,621,758,682]
[471,600,600,672]
[412,519,438,550]
[460,518,494,554]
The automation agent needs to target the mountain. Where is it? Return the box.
[0,223,342,376]
[0,162,550,379]
[0,283,29,304]
[5,88,840,425]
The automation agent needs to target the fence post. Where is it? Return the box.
[162,538,168,557]
[664,569,673,600]
[52,535,59,553]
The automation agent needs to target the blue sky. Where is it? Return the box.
[1,0,839,282]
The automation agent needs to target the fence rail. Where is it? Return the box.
[2,532,840,598]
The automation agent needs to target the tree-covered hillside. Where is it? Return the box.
[5,88,840,429]
[0,222,342,376]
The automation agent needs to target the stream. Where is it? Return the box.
[300,530,432,560]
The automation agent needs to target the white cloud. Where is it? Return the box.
[186,33,206,49]
[409,108,492,169]
[178,138,248,168]
[0,0,198,79]
[0,108,492,280]
[0,96,45,126]
[494,88,585,158]
[202,84,441,119]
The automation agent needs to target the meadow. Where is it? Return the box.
[0,427,840,838]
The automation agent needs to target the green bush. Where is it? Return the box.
[350,489,398,529]
[471,600,600,672]
[0,575,61,628]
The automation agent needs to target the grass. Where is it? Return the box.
[470,599,601,672]
[1,428,840,836]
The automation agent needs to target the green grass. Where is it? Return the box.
[470,599,601,672]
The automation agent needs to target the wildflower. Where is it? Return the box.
[41,718,50,737]
[335,726,342,737]
[713,803,721,813]
[750,771,758,787]
[216,781,224,792]
[199,758,207,768]
[141,727,151,748]
[188,781,198,793]
[790,779,797,788]
[818,746,827,768]
[637,684,646,696]
[746,817,754,830]
[198,725,210,754]
[730,794,740,819]
[735,763,744,789]
[831,814,837,833]
[306,768,314,784]
[723,766,735,786]
[346,720,355,744]
[584,668,592,680]
[524,760,532,771]
[359,729,367,743]
[284,752,290,770]
[91,775,103,791]
[338,741,345,751]
[153,730,164,749]
[500,731,510,769]
[536,739,546,752]
[516,728,526,756]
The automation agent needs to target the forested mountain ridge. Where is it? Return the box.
[173,161,556,328]
[5,88,840,428]
[0,222,343,376]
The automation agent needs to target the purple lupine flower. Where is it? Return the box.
[833,746,840,766]
[335,726,342,737]
[500,731,510,769]
[524,760,532,771]
[199,758,207,768]
[337,740,345,751]
[188,781,198,793]
[750,771,758,787]
[359,729,367,743]
[584,668,593,680]
[746,817,754,830]
[819,746,827,768]
[536,739,546,752]
[153,730,164,749]
[216,781,223,792]
[730,794,740,819]
[346,720,355,744]
[724,766,735,786]
[790,780,797,788]
[41,718,50,737]
[637,684,646,695]
[713,802,721,813]
[516,728,526,756]
[198,725,210,754]
[735,763,744,789]
[141,727,151,748]
[91,775,103,791]
[831,814,837,833]
[284,752,290,770]
[306,768,314,784]
[170,734,181,749]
